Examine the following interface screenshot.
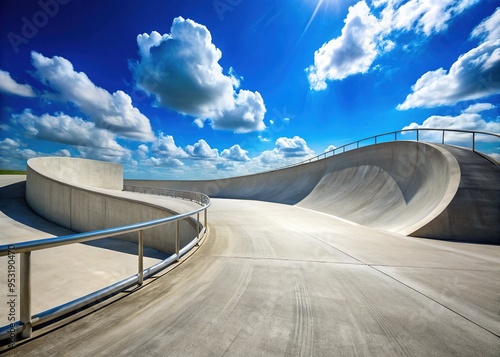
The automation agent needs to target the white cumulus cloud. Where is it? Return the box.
[31,51,154,141]
[54,149,71,157]
[133,17,266,133]
[151,133,188,158]
[16,110,127,152]
[306,1,382,90]
[221,144,250,161]
[251,135,315,169]
[462,103,496,114]
[471,7,500,42]
[0,70,35,97]
[275,136,315,158]
[402,112,500,143]
[307,0,481,90]
[378,0,480,36]
[146,157,184,167]
[0,138,38,162]
[397,40,500,109]
[324,144,336,152]
[185,139,219,159]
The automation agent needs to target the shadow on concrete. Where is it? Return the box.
[81,238,167,260]
[0,181,73,237]
[0,180,167,259]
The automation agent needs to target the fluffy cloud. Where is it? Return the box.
[137,144,149,159]
[184,139,219,159]
[0,138,38,163]
[462,103,496,114]
[324,144,336,153]
[146,157,184,167]
[377,0,480,36]
[275,136,315,158]
[402,112,500,143]
[397,40,500,109]
[252,136,315,169]
[221,144,250,161]
[54,149,71,157]
[78,146,132,164]
[151,133,188,158]
[133,17,266,133]
[0,70,35,97]
[307,0,481,90]
[306,1,382,89]
[403,113,499,133]
[31,51,154,141]
[470,7,500,42]
[16,110,127,152]
[488,153,500,162]
[14,109,133,164]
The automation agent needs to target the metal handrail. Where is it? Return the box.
[123,185,210,206]
[281,128,500,169]
[0,186,210,346]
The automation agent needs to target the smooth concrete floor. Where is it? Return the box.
[2,192,499,356]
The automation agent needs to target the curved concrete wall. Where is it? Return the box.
[29,157,124,190]
[126,142,498,243]
[26,157,198,254]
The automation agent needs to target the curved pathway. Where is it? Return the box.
[4,197,500,356]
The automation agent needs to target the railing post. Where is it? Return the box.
[394,132,397,141]
[138,230,144,286]
[357,141,359,148]
[442,130,445,144]
[416,129,419,142]
[175,220,180,261]
[472,132,476,151]
[196,212,200,245]
[20,252,32,339]
[204,208,208,228]
[375,136,377,144]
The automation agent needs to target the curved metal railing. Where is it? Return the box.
[0,187,210,346]
[123,185,211,206]
[282,128,500,169]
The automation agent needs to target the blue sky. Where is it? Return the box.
[0,0,499,179]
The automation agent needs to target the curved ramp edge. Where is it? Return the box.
[127,142,498,243]
[26,157,199,254]
[411,145,500,244]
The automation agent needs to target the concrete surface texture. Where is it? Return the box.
[25,157,201,254]
[127,142,499,243]
[4,198,500,356]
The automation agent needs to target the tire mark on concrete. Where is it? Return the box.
[343,270,413,357]
[285,272,314,357]
[215,262,253,324]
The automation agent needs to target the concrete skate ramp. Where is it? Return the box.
[127,142,499,243]
[26,157,200,254]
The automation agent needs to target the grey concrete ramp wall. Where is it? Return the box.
[28,157,123,190]
[26,157,197,254]
[127,142,498,244]
[411,145,500,243]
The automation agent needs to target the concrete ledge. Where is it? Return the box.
[26,157,198,254]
